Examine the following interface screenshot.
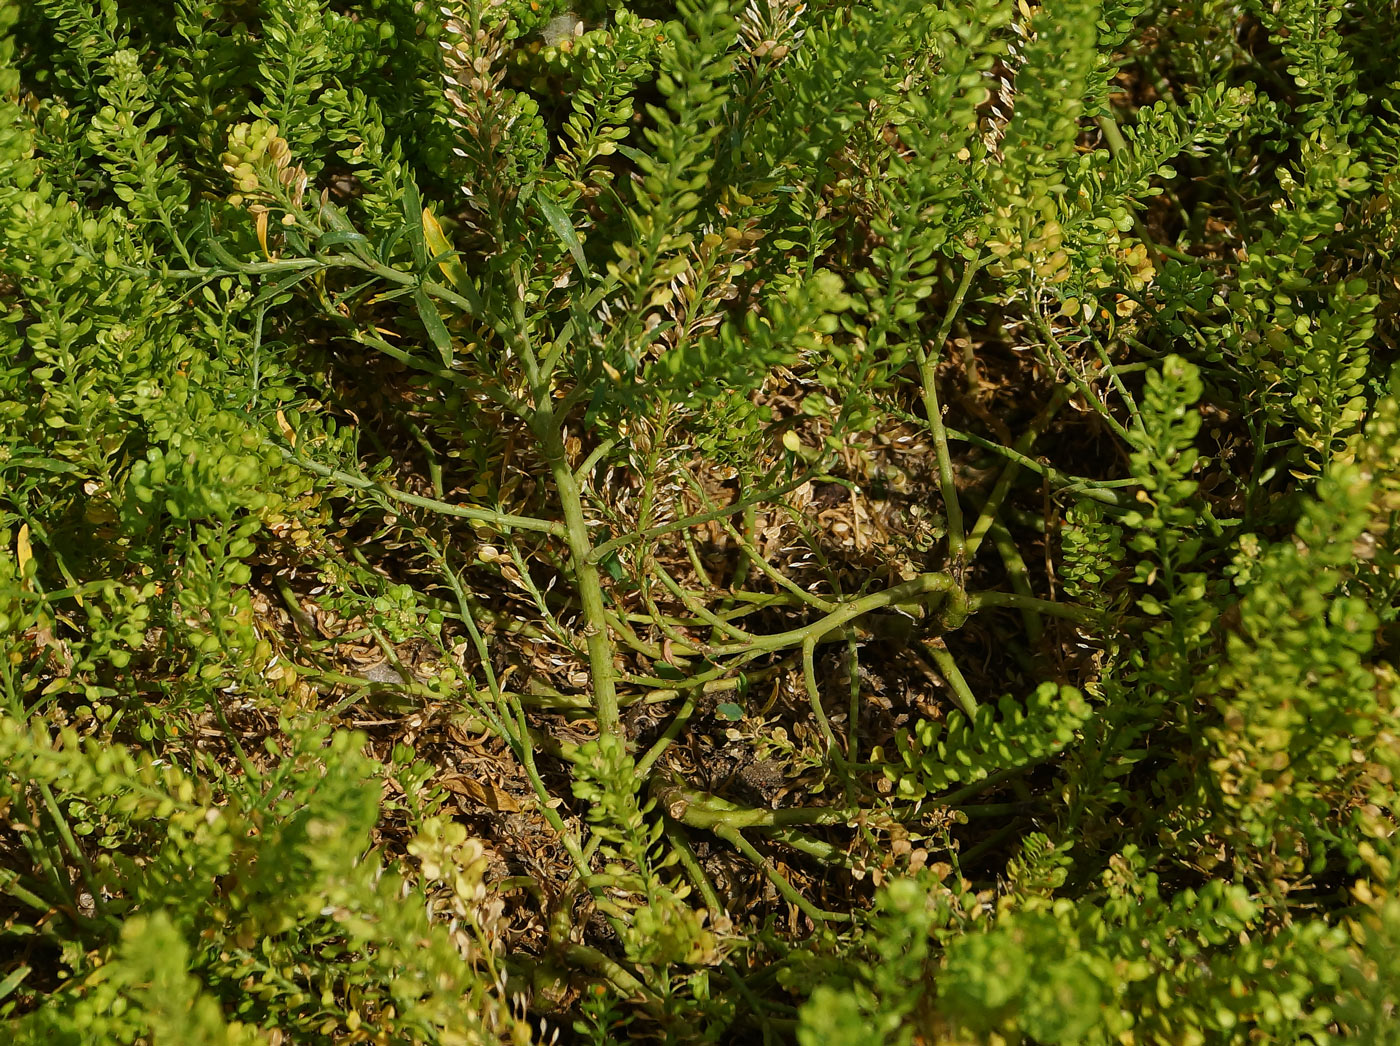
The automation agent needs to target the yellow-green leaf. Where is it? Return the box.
[422,207,472,292]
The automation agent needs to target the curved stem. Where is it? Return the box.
[657,785,861,830]
[665,822,723,914]
[574,437,619,484]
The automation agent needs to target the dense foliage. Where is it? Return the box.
[3,0,1400,1041]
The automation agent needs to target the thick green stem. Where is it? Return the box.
[574,437,619,485]
[547,438,621,738]
[496,244,622,738]
[557,944,658,1003]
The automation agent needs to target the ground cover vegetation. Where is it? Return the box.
[2,0,1399,1041]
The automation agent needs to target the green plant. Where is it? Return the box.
[4,0,1400,1041]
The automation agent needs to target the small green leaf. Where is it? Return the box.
[715,702,745,722]
[376,223,407,264]
[403,178,427,270]
[316,230,373,252]
[0,963,31,1002]
[9,455,81,474]
[536,193,592,277]
[614,143,651,168]
[250,267,317,308]
[601,550,625,581]
[415,288,454,367]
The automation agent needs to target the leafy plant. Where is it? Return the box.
[4,0,1400,1041]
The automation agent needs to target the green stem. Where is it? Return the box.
[802,636,844,761]
[651,559,762,644]
[718,515,836,612]
[635,695,697,778]
[967,590,1104,625]
[604,609,676,660]
[964,385,1071,561]
[573,438,618,484]
[920,639,978,716]
[657,786,859,830]
[986,520,1043,647]
[402,416,446,498]
[444,565,631,938]
[712,824,851,924]
[557,944,658,1002]
[709,572,960,657]
[624,662,791,706]
[281,448,564,537]
[1029,310,1135,445]
[0,870,52,914]
[681,525,719,591]
[912,254,982,572]
[846,636,862,766]
[588,472,819,564]
[729,502,757,590]
[665,823,724,913]
[1089,334,1146,438]
[1094,111,1198,273]
[545,431,621,739]
[765,826,848,864]
[38,783,105,919]
[880,400,1129,504]
[676,468,837,613]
